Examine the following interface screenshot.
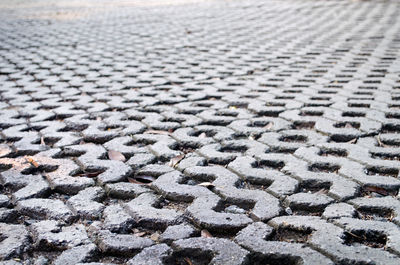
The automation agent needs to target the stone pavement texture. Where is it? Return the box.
[0,0,400,264]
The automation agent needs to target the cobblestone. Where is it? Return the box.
[16,198,74,222]
[53,244,97,265]
[1,0,400,263]
[30,220,91,250]
[127,244,172,265]
[159,224,196,244]
[96,230,154,255]
[235,222,334,265]
[67,187,105,220]
[0,223,29,260]
[102,205,135,233]
[172,238,249,265]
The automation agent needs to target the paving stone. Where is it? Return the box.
[64,144,132,185]
[16,198,74,222]
[102,204,135,233]
[124,192,183,230]
[127,244,172,265]
[0,144,12,158]
[67,187,105,220]
[0,208,18,222]
[96,230,153,255]
[131,134,181,160]
[228,156,298,197]
[0,170,50,202]
[322,203,356,219]
[284,192,335,212]
[2,0,400,262]
[53,244,97,265]
[126,153,156,170]
[186,193,253,232]
[0,223,29,260]
[0,195,10,207]
[269,216,400,265]
[152,170,213,202]
[135,164,174,178]
[172,238,249,265]
[185,166,281,221]
[295,146,400,191]
[333,217,400,256]
[235,222,334,265]
[348,196,400,225]
[26,152,93,195]
[175,155,206,171]
[104,182,151,199]
[30,220,90,250]
[160,224,196,243]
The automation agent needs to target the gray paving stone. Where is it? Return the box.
[102,204,135,233]
[284,192,334,212]
[0,170,50,202]
[322,203,356,219]
[235,222,334,265]
[53,244,97,265]
[0,195,10,207]
[67,187,105,219]
[0,208,17,222]
[160,224,196,243]
[1,0,400,263]
[16,198,74,222]
[127,244,172,265]
[172,238,249,265]
[0,223,29,260]
[30,220,90,250]
[96,230,153,255]
[124,192,183,230]
[269,216,400,265]
[105,182,151,199]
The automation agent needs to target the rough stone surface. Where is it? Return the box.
[160,224,196,243]
[0,208,17,222]
[1,0,400,263]
[102,205,135,233]
[172,238,249,265]
[127,244,172,265]
[67,187,105,219]
[53,244,97,265]
[104,182,151,199]
[96,230,154,255]
[0,223,30,260]
[0,195,10,207]
[235,222,334,265]
[16,198,74,222]
[30,220,91,250]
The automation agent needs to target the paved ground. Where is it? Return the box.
[1,0,400,264]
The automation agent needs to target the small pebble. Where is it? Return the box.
[225,205,246,214]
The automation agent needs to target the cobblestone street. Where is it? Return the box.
[1,0,400,264]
